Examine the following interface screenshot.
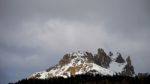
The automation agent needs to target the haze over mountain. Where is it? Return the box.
[0,0,150,84]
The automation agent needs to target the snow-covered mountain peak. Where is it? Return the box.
[29,48,135,79]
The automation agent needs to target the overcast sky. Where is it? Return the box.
[0,0,150,83]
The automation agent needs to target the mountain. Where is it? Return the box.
[29,48,135,79]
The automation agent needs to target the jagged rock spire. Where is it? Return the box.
[115,53,125,63]
[59,54,71,66]
[94,48,111,68]
[122,56,135,76]
[84,52,94,63]
[126,56,131,65]
[97,48,107,56]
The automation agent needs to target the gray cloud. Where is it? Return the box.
[0,0,150,83]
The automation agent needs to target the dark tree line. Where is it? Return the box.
[10,74,150,84]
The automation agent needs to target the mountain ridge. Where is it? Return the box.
[29,48,135,79]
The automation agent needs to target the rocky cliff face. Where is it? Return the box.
[59,54,71,66]
[122,56,135,76]
[94,48,111,68]
[115,53,125,63]
[29,48,135,79]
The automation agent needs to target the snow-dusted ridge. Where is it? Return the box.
[29,49,135,79]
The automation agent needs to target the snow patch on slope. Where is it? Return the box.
[109,62,126,73]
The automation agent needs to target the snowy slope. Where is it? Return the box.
[109,54,126,73]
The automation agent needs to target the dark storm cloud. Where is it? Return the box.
[0,0,150,83]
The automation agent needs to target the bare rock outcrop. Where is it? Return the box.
[122,56,135,76]
[94,48,111,68]
[115,53,125,63]
[59,54,71,66]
